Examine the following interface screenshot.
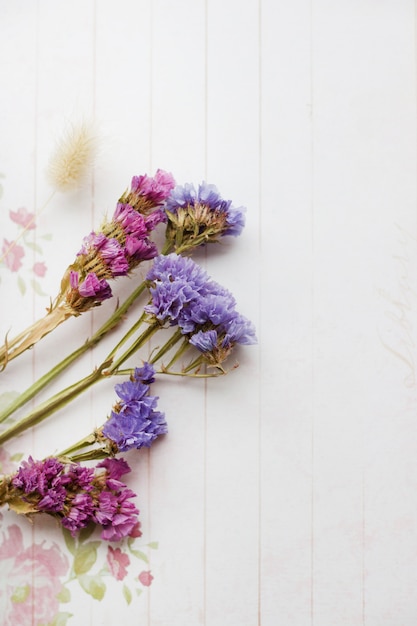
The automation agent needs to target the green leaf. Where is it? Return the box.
[40,233,53,240]
[62,528,77,556]
[147,541,159,550]
[56,586,71,603]
[123,584,132,605]
[78,522,96,544]
[78,574,106,601]
[17,275,26,295]
[0,391,19,412]
[135,588,143,597]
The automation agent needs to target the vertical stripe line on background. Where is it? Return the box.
[309,0,315,623]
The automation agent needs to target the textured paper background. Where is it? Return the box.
[1,1,417,624]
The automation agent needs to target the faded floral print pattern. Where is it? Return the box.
[0,523,68,626]
[0,187,51,296]
[0,443,158,623]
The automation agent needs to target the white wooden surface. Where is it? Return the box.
[1,1,417,624]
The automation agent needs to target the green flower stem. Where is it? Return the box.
[0,281,149,425]
[149,328,185,366]
[68,449,110,463]
[105,309,148,362]
[0,361,112,445]
[157,336,192,371]
[0,320,170,445]
[58,433,98,458]
[106,320,161,373]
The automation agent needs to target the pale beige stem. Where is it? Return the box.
[0,305,73,370]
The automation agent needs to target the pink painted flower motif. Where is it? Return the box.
[33,261,47,277]
[107,546,130,581]
[9,207,36,230]
[129,520,142,538]
[138,570,154,587]
[2,239,25,272]
[0,524,68,626]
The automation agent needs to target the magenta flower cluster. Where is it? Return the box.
[145,253,256,362]
[11,456,139,541]
[102,363,167,452]
[68,169,175,310]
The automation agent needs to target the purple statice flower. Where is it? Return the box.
[77,272,112,301]
[164,181,246,250]
[78,232,129,277]
[113,203,148,236]
[98,457,131,485]
[221,313,257,347]
[9,456,141,541]
[102,365,167,452]
[12,456,64,496]
[146,253,210,291]
[145,253,211,324]
[62,493,95,534]
[61,170,174,316]
[131,169,175,206]
[188,329,219,353]
[69,270,112,302]
[145,253,257,364]
[96,489,139,542]
[124,236,157,261]
[134,362,156,384]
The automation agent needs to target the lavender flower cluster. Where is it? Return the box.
[102,363,167,452]
[65,169,175,312]
[10,456,139,541]
[165,181,246,251]
[145,253,257,365]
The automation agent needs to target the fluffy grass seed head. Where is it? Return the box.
[47,121,98,192]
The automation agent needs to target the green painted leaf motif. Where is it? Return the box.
[25,240,43,254]
[17,275,26,295]
[73,542,100,576]
[9,452,24,463]
[147,541,159,550]
[78,574,106,601]
[30,279,47,296]
[62,528,77,556]
[56,586,71,603]
[129,548,149,563]
[11,584,30,603]
[123,584,132,605]
[0,391,19,412]
[48,611,73,626]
